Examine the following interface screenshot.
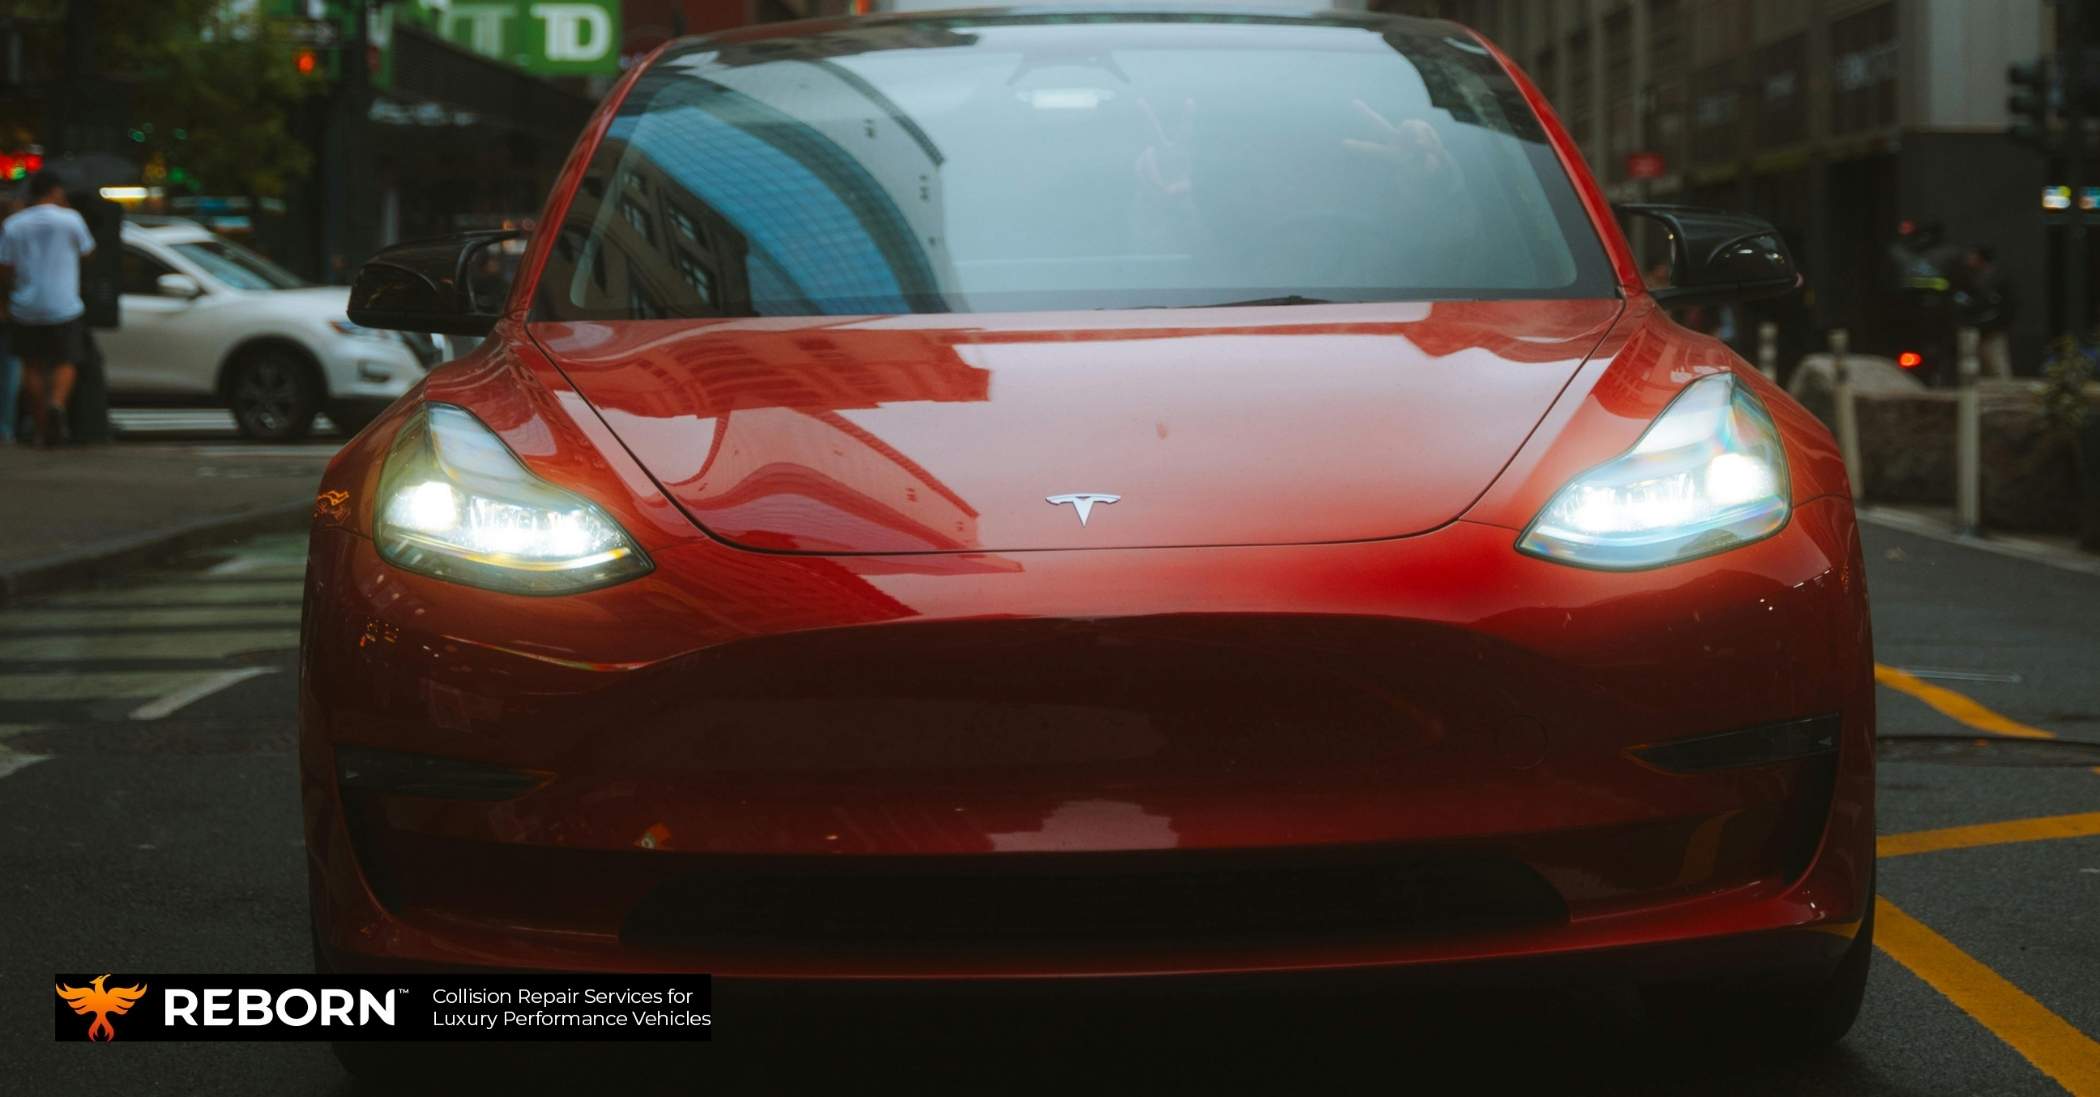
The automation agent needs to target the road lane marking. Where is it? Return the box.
[40,582,304,608]
[1892,666,2024,684]
[128,667,277,721]
[0,724,49,781]
[1875,898,2100,1096]
[1875,664,2054,740]
[1875,663,2100,776]
[0,670,226,702]
[1880,812,2100,858]
[0,606,299,631]
[0,630,299,662]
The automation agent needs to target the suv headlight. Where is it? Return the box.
[329,318,397,342]
[375,404,651,594]
[1517,373,1789,570]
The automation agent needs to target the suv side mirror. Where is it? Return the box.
[156,272,203,299]
[348,230,525,336]
[1616,204,1800,308]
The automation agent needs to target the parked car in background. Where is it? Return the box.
[100,218,439,440]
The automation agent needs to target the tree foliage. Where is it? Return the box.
[24,0,325,196]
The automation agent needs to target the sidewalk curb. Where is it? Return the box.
[0,501,312,606]
[1858,505,2100,578]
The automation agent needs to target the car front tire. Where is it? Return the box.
[228,347,321,441]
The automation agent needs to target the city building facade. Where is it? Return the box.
[1393,0,2056,373]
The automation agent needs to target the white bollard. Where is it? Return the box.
[1956,326,1982,534]
[1831,329,1864,503]
[1757,321,1779,382]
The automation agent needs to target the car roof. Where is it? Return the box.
[685,3,1463,48]
[863,0,1373,12]
[123,218,219,245]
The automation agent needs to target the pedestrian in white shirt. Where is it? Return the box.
[0,173,96,446]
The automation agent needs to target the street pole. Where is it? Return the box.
[1955,327,1983,534]
[2067,0,2089,335]
[1831,328,1864,503]
[323,0,375,284]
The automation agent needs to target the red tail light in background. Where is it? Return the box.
[1897,351,1923,370]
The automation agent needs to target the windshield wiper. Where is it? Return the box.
[1128,295,1337,310]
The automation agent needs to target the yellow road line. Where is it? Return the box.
[1874,664,2055,739]
[1880,811,2100,859]
[1876,898,2100,1096]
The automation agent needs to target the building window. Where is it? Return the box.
[1691,59,1744,165]
[627,262,666,319]
[675,251,715,305]
[1830,3,1898,134]
[1566,29,1592,147]
[1755,33,1807,148]
[620,197,656,244]
[1605,9,1635,168]
[669,205,701,244]
[1648,0,1684,149]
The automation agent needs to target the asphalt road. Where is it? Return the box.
[3,519,2098,1095]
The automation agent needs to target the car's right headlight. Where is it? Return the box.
[374,404,651,594]
[1517,372,1790,570]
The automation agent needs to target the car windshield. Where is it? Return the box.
[534,14,1616,319]
[172,238,307,291]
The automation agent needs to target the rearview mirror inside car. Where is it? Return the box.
[1615,204,1800,309]
[348,230,526,336]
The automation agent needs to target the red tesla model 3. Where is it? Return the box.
[304,3,1874,1054]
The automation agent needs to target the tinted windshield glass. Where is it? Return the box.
[172,239,305,291]
[535,15,1614,319]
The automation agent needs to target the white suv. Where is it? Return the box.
[101,218,438,440]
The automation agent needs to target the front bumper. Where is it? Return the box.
[316,336,426,403]
[299,497,1873,981]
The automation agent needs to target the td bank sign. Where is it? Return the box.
[416,0,621,76]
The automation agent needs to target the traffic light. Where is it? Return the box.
[2010,58,2052,148]
[296,48,319,75]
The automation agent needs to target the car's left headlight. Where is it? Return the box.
[1517,372,1789,570]
[375,404,651,594]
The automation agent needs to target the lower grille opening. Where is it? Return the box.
[621,848,1568,949]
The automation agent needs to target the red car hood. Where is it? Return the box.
[530,299,1622,554]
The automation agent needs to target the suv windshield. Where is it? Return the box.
[535,14,1615,319]
[172,238,306,291]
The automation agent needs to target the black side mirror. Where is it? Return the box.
[348,230,525,336]
[1616,204,1800,308]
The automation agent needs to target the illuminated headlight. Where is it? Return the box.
[375,404,650,594]
[329,318,397,342]
[1518,373,1789,570]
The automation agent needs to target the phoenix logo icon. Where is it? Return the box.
[1046,493,1120,526]
[56,974,149,1041]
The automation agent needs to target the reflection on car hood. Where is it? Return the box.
[531,299,1623,554]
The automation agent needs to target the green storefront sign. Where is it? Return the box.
[409,0,622,76]
[263,0,622,81]
[409,0,623,76]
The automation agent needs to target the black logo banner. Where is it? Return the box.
[54,973,711,1042]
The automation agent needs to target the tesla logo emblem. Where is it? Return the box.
[1046,493,1120,526]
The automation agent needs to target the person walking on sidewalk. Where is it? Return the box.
[0,192,17,443]
[0,172,96,446]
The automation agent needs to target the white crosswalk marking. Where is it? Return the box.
[110,409,341,436]
[0,723,50,780]
[129,667,279,720]
[0,533,311,778]
[41,581,304,608]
